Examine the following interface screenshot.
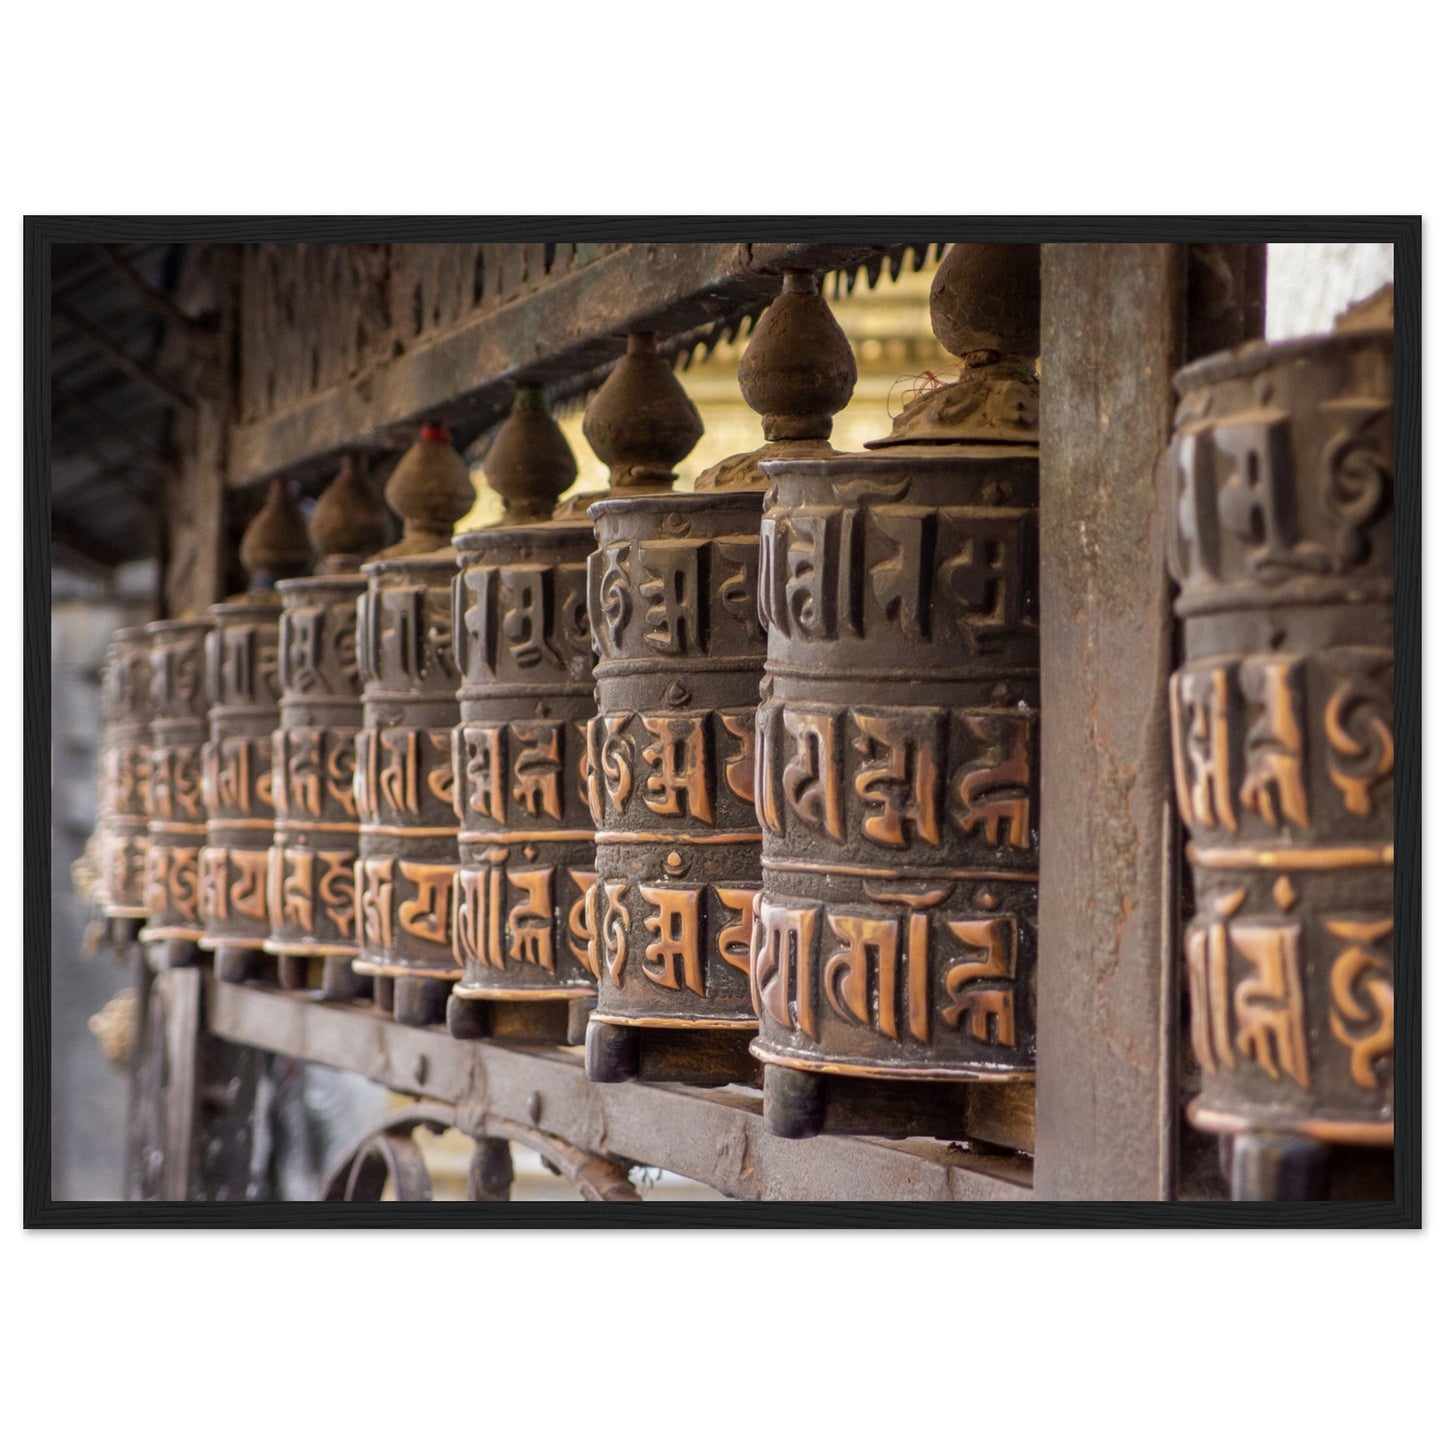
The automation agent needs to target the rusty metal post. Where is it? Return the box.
[353,424,475,1026]
[199,479,312,983]
[1034,244,1185,1201]
[266,454,394,996]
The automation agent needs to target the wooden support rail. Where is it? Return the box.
[207,982,1032,1203]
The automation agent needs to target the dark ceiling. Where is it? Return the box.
[49,243,189,574]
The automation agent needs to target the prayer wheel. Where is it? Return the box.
[583,491,767,1082]
[752,246,1041,1140]
[97,625,154,941]
[447,387,597,1044]
[353,424,474,1025]
[1166,317,1395,1199]
[583,287,855,1087]
[139,617,213,966]
[199,480,312,982]
[266,455,394,996]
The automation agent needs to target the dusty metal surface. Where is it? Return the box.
[1035,244,1184,1201]
[206,981,1032,1202]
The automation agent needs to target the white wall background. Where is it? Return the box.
[1266,242,1394,339]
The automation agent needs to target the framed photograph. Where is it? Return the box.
[25,218,1419,1225]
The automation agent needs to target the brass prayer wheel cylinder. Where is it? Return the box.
[749,447,1040,1087]
[265,575,367,977]
[139,618,213,959]
[353,551,462,1018]
[198,597,285,973]
[448,522,598,1017]
[1166,328,1395,1151]
[97,625,154,922]
[584,491,768,1052]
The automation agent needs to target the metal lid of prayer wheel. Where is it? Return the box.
[1166,324,1395,1151]
[353,425,473,1023]
[98,625,154,919]
[139,617,213,949]
[267,455,393,986]
[448,388,598,1029]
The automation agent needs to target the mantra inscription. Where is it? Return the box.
[97,628,154,917]
[451,520,598,1001]
[587,493,768,1029]
[201,601,286,953]
[141,619,213,944]
[353,557,463,981]
[751,451,1040,1081]
[753,892,1029,1054]
[268,577,368,958]
[1167,330,1394,1143]
[756,703,1034,857]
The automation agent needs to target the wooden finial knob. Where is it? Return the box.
[868,245,1040,449]
[737,269,857,441]
[310,453,395,570]
[485,385,578,523]
[380,422,476,555]
[582,332,704,493]
[239,478,312,587]
[929,243,1041,360]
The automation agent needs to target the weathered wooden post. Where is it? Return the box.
[752,246,1041,1140]
[1166,317,1395,1199]
[266,454,394,995]
[446,386,598,1043]
[353,424,475,1025]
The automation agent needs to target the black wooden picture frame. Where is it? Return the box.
[23,215,1421,1227]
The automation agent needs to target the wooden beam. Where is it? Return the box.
[90,245,205,335]
[52,381,175,475]
[207,982,1033,1203]
[1034,244,1185,1202]
[225,241,914,488]
[53,302,194,412]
